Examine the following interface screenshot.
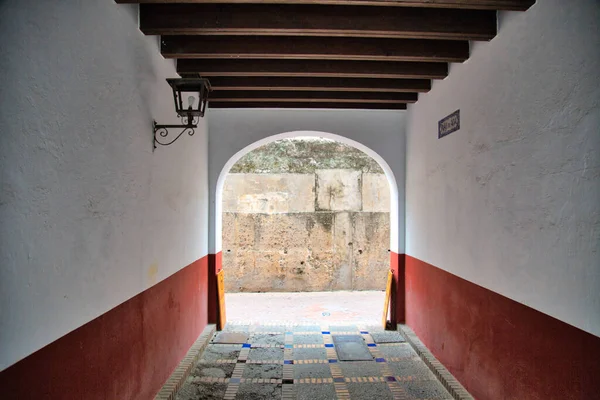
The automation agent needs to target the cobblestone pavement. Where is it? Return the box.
[176,323,453,400]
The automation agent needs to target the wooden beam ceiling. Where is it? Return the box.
[140,4,497,41]
[118,0,535,12]
[210,90,418,102]
[178,59,448,79]
[206,77,432,92]
[209,101,408,109]
[161,36,470,63]
[116,0,535,110]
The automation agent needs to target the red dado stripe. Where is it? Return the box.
[404,255,600,400]
[208,252,222,325]
[0,256,209,400]
[390,252,405,325]
[215,251,223,274]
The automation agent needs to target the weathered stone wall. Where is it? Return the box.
[230,138,384,174]
[222,170,390,292]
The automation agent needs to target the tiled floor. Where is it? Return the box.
[176,323,453,400]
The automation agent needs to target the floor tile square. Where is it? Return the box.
[332,335,373,361]
[200,345,241,361]
[250,333,285,346]
[401,379,452,399]
[242,363,282,379]
[388,360,436,380]
[296,383,336,400]
[236,383,282,399]
[248,347,284,361]
[339,361,384,377]
[346,382,393,399]
[191,362,236,378]
[370,331,406,344]
[176,381,227,400]
[293,334,324,345]
[293,348,327,360]
[294,363,332,379]
[378,343,418,359]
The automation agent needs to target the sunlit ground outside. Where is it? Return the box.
[225,290,386,326]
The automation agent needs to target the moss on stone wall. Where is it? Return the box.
[230,138,384,174]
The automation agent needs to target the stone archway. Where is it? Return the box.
[209,130,403,326]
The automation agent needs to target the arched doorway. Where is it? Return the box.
[211,131,401,328]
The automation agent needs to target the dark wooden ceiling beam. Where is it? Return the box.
[209,101,407,109]
[119,0,535,12]
[210,90,418,102]
[207,77,431,92]
[178,59,448,79]
[140,4,497,40]
[162,36,469,63]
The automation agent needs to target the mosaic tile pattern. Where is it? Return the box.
[176,324,455,400]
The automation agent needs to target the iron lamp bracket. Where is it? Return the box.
[153,114,199,150]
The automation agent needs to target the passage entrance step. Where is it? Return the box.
[332,335,373,361]
[175,323,455,399]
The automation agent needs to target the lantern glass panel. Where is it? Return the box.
[166,78,210,117]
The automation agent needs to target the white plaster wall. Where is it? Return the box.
[405,0,600,336]
[207,109,406,254]
[0,0,209,370]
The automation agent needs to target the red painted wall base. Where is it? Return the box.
[208,252,222,326]
[390,252,405,324]
[405,255,600,400]
[0,256,209,400]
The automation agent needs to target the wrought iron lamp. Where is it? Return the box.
[153,77,211,149]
